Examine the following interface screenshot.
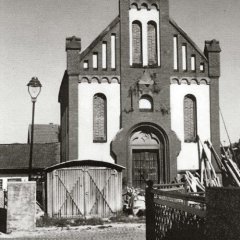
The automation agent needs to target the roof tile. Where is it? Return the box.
[0,143,60,170]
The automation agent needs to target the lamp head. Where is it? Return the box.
[27,77,42,101]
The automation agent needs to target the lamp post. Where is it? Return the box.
[27,77,42,181]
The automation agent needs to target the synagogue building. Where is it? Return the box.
[58,0,221,187]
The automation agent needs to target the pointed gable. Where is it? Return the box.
[170,18,208,75]
[79,17,120,76]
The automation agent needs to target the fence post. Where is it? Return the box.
[146,180,155,240]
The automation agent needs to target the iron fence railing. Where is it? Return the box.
[0,190,7,209]
[146,181,206,240]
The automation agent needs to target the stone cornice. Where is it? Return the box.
[170,77,210,85]
[79,75,120,84]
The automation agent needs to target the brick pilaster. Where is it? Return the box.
[204,39,221,172]
[66,36,81,160]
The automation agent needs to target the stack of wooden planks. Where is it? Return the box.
[184,139,240,192]
[199,139,221,187]
[184,171,205,192]
[184,138,221,193]
[206,140,240,187]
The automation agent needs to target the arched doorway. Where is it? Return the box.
[129,125,168,188]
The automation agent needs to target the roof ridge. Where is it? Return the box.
[0,142,60,146]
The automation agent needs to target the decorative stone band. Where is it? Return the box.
[170,77,210,85]
[79,75,120,84]
[129,0,160,10]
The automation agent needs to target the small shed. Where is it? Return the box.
[45,160,125,218]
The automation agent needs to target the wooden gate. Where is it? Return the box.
[47,164,123,218]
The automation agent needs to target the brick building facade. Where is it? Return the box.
[59,0,221,187]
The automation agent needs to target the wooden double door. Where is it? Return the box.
[47,167,122,218]
[130,127,166,188]
[132,149,162,188]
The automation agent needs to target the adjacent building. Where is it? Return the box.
[0,124,60,190]
[28,123,59,144]
[0,143,60,191]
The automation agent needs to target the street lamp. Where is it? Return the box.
[27,77,42,180]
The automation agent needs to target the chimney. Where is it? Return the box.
[66,36,81,75]
[204,39,221,77]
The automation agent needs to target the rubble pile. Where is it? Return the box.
[123,187,145,216]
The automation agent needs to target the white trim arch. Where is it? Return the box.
[130,1,160,11]
[93,93,107,142]
[141,3,148,10]
[129,7,160,66]
[132,20,143,65]
[147,20,158,66]
[78,80,120,162]
[139,94,153,111]
[184,94,197,143]
[170,82,211,170]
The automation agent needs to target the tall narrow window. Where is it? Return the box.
[147,21,157,66]
[191,55,196,71]
[132,21,142,65]
[182,44,187,71]
[93,53,98,69]
[200,62,204,72]
[102,42,107,69]
[184,95,197,142]
[111,34,116,69]
[173,36,178,70]
[93,93,107,142]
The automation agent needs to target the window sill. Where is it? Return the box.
[139,109,153,112]
[147,64,158,68]
[93,139,107,143]
[131,63,143,68]
[130,64,160,69]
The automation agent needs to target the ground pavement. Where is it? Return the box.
[0,223,146,240]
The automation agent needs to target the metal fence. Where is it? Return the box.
[146,181,206,240]
[0,190,7,233]
[0,190,7,209]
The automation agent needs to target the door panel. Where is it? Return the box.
[52,168,119,218]
[132,149,159,188]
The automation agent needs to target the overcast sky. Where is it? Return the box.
[0,0,240,145]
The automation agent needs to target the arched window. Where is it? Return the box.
[184,95,197,142]
[147,21,157,66]
[132,21,142,65]
[93,93,107,142]
[139,95,153,111]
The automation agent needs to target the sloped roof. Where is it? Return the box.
[169,18,207,61]
[28,123,59,144]
[0,143,60,170]
[80,16,120,60]
[45,159,125,172]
